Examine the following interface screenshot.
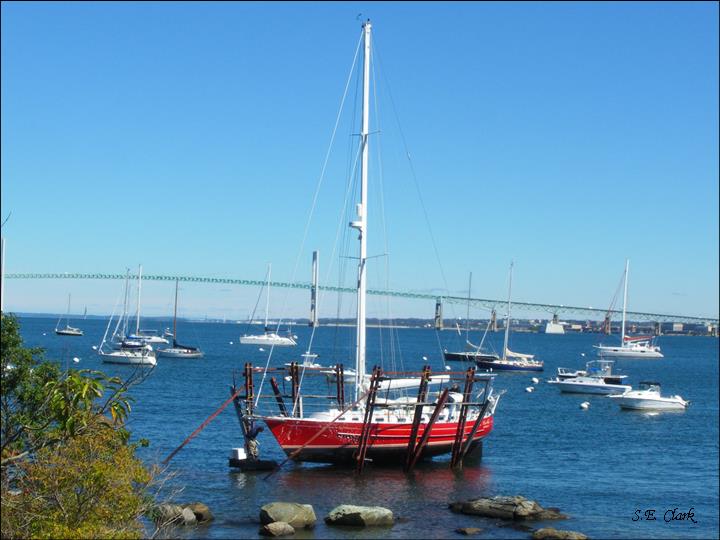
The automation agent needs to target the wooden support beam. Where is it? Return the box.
[450,367,476,468]
[406,388,450,473]
[404,365,431,472]
[355,366,381,474]
[269,377,289,416]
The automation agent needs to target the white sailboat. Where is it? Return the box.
[157,279,204,358]
[98,267,156,366]
[55,293,83,336]
[240,264,297,346]
[594,260,663,358]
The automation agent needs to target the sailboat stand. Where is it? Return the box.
[230,362,500,472]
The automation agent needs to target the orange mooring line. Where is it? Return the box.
[162,386,244,465]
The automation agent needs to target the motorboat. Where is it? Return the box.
[548,375,631,395]
[609,382,688,410]
[548,360,630,394]
[554,360,627,384]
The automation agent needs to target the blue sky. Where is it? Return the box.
[1,1,718,321]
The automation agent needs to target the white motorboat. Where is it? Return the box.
[157,279,204,358]
[548,360,630,394]
[240,263,297,347]
[609,382,689,410]
[548,375,631,395]
[594,260,663,358]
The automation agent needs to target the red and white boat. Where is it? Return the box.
[248,21,501,469]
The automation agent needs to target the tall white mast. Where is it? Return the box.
[135,265,143,335]
[350,20,371,398]
[502,261,514,360]
[621,259,629,345]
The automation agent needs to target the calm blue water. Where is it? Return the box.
[17,317,719,539]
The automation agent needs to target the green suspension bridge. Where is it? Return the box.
[4,272,718,325]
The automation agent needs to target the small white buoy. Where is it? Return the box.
[581,353,586,357]
[72,357,80,363]
[284,376,292,382]
[580,401,590,410]
[259,347,265,352]
[531,377,539,384]
[525,387,534,393]
[91,345,98,350]
[293,335,298,339]
[229,341,234,345]
[422,356,428,361]
[42,332,47,336]
[445,365,452,371]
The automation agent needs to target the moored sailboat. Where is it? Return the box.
[237,21,501,468]
[157,279,204,358]
[55,293,83,336]
[594,260,663,358]
[474,263,543,372]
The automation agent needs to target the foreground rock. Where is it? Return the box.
[455,527,484,535]
[449,496,567,521]
[154,504,185,526]
[260,521,296,537]
[324,505,394,527]
[260,502,316,529]
[532,528,588,540]
[185,501,214,523]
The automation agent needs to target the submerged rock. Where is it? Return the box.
[532,527,588,540]
[260,502,316,529]
[449,496,567,521]
[324,504,394,527]
[260,521,296,537]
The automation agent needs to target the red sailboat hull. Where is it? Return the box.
[263,415,494,464]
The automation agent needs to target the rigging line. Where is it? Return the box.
[270,29,365,343]
[373,37,458,323]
